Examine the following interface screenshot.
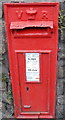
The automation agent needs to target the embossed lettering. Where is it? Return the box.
[42,11,48,19]
[16,10,23,19]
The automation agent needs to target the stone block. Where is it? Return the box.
[57,81,63,95]
[57,95,63,105]
[57,66,63,79]
[0,3,2,19]
[56,104,63,118]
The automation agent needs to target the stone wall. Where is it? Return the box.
[0,0,65,119]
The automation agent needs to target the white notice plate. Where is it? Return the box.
[26,53,40,82]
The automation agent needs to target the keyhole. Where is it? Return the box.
[51,31,53,34]
[26,87,29,91]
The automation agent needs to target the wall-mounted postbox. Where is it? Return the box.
[4,3,59,119]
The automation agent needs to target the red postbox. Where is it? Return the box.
[4,3,59,119]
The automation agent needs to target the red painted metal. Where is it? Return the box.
[4,2,59,119]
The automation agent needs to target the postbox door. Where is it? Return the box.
[17,51,51,112]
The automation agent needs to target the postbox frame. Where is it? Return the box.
[4,2,59,119]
